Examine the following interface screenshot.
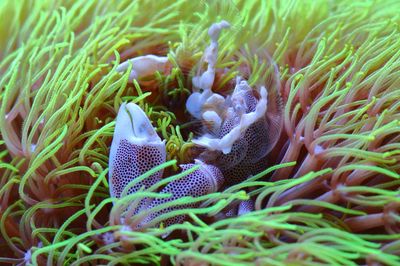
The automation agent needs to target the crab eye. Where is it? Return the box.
[108,103,166,199]
[231,84,258,114]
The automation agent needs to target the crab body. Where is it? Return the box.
[109,21,282,229]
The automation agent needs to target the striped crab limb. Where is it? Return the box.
[186,20,230,119]
[116,55,169,82]
[141,159,224,228]
[109,102,166,199]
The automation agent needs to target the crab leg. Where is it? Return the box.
[186,20,230,119]
[116,55,169,82]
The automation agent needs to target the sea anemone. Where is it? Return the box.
[1,0,400,265]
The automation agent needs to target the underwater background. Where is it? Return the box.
[1,0,400,265]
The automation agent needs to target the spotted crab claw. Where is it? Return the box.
[141,159,224,228]
[109,102,166,199]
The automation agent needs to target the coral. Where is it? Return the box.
[1,0,400,265]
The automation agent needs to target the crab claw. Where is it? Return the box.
[141,159,224,228]
[109,102,166,199]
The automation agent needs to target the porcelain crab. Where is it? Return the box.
[109,21,282,228]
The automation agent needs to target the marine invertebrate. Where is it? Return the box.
[141,159,224,227]
[116,55,169,82]
[108,21,283,229]
[108,102,166,199]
